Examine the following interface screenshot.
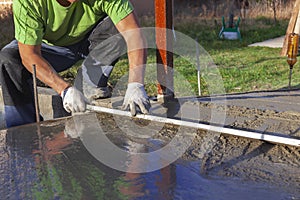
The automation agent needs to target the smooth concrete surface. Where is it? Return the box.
[248,36,285,48]
[199,89,300,113]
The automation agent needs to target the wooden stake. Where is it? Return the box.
[155,0,174,102]
[294,9,300,34]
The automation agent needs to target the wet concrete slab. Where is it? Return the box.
[0,113,299,200]
[0,87,300,199]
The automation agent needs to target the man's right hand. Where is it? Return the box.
[61,87,89,113]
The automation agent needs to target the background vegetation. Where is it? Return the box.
[0,1,298,97]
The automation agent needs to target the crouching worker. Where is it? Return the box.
[0,0,151,128]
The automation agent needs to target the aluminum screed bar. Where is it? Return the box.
[86,105,300,147]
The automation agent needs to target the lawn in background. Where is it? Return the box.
[0,6,297,97]
[111,17,293,96]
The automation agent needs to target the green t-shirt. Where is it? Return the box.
[13,0,133,46]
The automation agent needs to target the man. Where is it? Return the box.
[0,0,151,128]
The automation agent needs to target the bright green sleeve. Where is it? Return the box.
[100,0,134,25]
[13,0,44,45]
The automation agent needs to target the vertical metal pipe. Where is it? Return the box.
[32,65,45,169]
[32,64,40,123]
[288,67,293,89]
[196,38,201,96]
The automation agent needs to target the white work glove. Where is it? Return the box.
[122,82,151,116]
[61,87,89,113]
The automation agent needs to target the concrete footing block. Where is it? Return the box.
[37,87,70,120]
[0,87,70,129]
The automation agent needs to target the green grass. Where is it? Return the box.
[170,17,296,96]
[108,17,294,97]
[214,47,291,92]
[1,14,296,97]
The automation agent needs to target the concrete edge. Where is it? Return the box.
[0,87,70,129]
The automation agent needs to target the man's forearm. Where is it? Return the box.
[127,47,147,84]
[18,42,70,94]
[121,26,147,84]
[29,55,69,94]
[115,12,147,85]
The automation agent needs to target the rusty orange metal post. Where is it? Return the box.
[155,0,174,102]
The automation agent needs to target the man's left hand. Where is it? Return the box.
[122,82,151,116]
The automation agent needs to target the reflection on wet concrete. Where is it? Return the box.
[0,113,298,200]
